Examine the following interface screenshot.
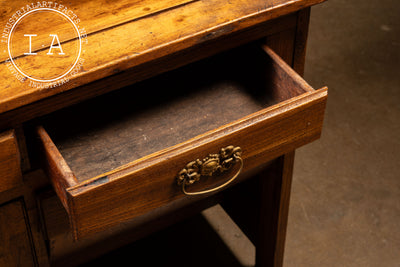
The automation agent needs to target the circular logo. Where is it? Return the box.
[2,2,87,88]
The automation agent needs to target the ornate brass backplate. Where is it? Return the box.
[177,145,243,195]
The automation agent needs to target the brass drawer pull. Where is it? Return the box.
[177,145,243,196]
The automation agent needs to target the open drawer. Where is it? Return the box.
[36,44,327,240]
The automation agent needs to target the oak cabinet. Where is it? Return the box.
[0,0,327,266]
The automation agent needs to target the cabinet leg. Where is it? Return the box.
[256,151,295,267]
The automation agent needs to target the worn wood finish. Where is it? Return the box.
[0,0,195,63]
[42,45,284,182]
[222,11,313,265]
[37,165,267,266]
[0,129,22,193]
[0,199,36,266]
[0,0,326,114]
[220,25,298,245]
[0,1,328,265]
[260,10,312,266]
[0,13,297,130]
[36,126,78,212]
[36,44,327,239]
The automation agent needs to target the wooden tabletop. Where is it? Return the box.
[0,0,324,115]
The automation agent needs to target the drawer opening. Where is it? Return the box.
[39,44,313,184]
[35,43,327,239]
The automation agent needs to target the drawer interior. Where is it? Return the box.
[41,43,311,183]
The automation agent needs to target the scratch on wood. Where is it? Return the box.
[83,175,109,187]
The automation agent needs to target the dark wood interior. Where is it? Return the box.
[41,44,307,182]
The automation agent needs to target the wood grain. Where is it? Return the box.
[0,1,328,265]
[219,23,299,247]
[0,0,195,62]
[69,88,326,240]
[37,44,327,239]
[42,44,282,182]
[0,199,36,266]
[0,129,22,193]
[36,126,78,212]
[0,0,326,114]
[292,7,311,76]
[0,13,298,130]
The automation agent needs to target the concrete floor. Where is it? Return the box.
[82,0,400,266]
[284,0,400,266]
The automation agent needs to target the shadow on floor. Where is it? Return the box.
[80,213,246,267]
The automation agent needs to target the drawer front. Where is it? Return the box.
[36,45,327,239]
[0,129,22,193]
